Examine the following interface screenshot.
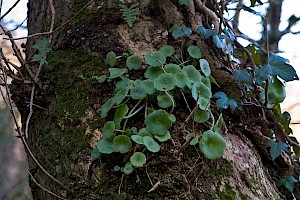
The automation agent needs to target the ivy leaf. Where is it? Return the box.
[196,26,214,40]
[233,70,253,85]
[32,39,51,64]
[278,176,298,192]
[213,91,238,110]
[268,53,299,82]
[169,25,192,39]
[178,0,190,5]
[268,139,288,160]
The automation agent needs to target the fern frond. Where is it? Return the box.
[120,3,139,28]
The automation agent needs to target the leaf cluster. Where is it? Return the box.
[92,44,229,174]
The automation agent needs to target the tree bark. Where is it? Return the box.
[12,0,297,199]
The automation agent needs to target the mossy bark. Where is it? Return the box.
[11,0,294,199]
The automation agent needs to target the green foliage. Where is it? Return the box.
[213,91,238,110]
[169,25,192,39]
[32,38,51,64]
[178,0,190,5]
[268,139,289,160]
[119,3,139,27]
[200,130,226,159]
[106,51,117,67]
[130,152,146,167]
[278,176,298,192]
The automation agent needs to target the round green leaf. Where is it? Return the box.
[138,128,153,137]
[145,109,172,136]
[126,55,142,70]
[130,152,146,167]
[157,93,174,108]
[131,135,144,144]
[199,130,226,159]
[143,136,160,152]
[91,147,102,159]
[96,138,114,154]
[103,121,115,138]
[130,85,147,100]
[164,64,181,74]
[159,45,175,57]
[113,165,121,171]
[109,68,128,79]
[154,130,171,142]
[123,162,133,175]
[199,59,211,77]
[175,72,187,88]
[187,46,202,59]
[194,109,210,123]
[144,66,163,80]
[106,51,117,67]
[182,65,201,82]
[145,51,166,66]
[154,73,177,91]
[113,135,132,153]
[141,79,156,95]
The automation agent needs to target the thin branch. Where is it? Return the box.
[0,0,21,21]
[29,172,68,200]
[5,0,94,41]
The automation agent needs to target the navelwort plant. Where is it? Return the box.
[91,42,228,174]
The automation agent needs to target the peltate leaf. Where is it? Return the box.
[130,152,146,167]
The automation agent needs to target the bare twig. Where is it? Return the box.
[29,172,68,200]
[5,0,94,41]
[0,0,21,21]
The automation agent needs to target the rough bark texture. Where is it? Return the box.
[12,0,298,199]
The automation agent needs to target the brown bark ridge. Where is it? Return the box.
[11,0,298,199]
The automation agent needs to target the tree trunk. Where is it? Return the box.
[12,0,297,199]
